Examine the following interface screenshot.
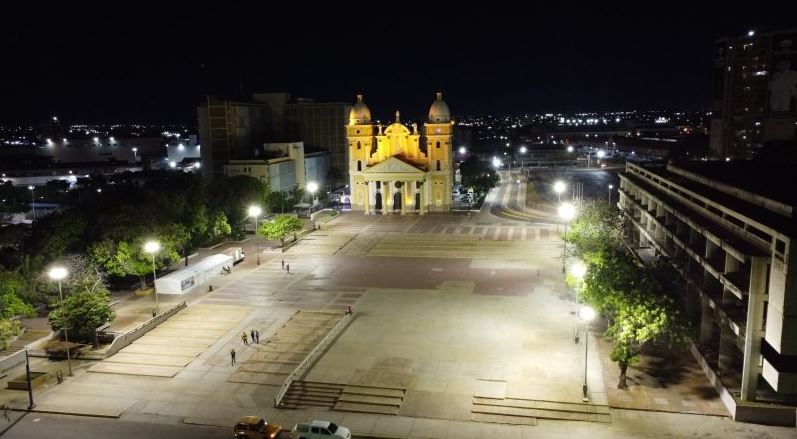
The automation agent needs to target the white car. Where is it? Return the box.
[291,420,351,439]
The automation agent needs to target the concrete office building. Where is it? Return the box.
[198,98,271,178]
[618,161,797,425]
[710,29,797,159]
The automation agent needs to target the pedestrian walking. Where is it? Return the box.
[241,332,248,345]
[230,348,236,365]
[250,329,255,343]
[286,263,290,274]
[254,329,260,344]
[281,259,285,270]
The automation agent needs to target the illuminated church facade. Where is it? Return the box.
[346,93,453,214]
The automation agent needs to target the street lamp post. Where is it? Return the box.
[608,184,614,205]
[570,262,587,343]
[558,202,576,273]
[143,241,161,314]
[580,306,596,401]
[48,266,72,376]
[28,186,36,222]
[248,206,262,266]
[306,181,319,205]
[553,180,566,204]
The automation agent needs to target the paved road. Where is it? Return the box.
[1,413,227,439]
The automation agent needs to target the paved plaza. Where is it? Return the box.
[2,181,794,438]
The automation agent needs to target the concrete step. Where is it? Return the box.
[473,397,611,415]
[472,413,538,426]
[343,385,405,398]
[282,395,338,405]
[338,394,402,406]
[292,380,345,391]
[284,390,341,400]
[334,401,399,415]
[472,404,611,423]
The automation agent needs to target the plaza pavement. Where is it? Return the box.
[1,196,792,437]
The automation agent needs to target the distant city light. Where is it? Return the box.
[62,138,67,142]
[725,157,731,162]
[567,146,574,152]
[519,146,527,154]
[597,150,606,158]
[178,143,185,151]
[748,30,755,37]
[93,137,99,142]
[458,146,466,154]
[169,161,177,168]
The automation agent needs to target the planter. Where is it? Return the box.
[7,372,48,390]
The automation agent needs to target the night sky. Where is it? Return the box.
[3,2,797,125]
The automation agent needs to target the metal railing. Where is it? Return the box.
[274,312,353,407]
[104,301,186,357]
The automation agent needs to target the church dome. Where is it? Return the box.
[349,94,371,125]
[428,92,450,123]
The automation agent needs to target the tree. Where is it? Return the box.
[0,225,26,250]
[459,156,500,199]
[0,319,22,351]
[0,270,36,318]
[258,216,304,246]
[266,191,291,214]
[47,255,115,341]
[564,200,624,261]
[203,211,232,243]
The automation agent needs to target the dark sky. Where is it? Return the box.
[2,2,796,125]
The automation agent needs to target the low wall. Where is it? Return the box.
[104,302,186,357]
[0,350,26,378]
[274,312,353,407]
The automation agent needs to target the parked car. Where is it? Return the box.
[291,420,351,439]
[234,416,282,439]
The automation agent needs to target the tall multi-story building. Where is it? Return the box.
[710,29,797,159]
[199,93,347,185]
[618,161,797,425]
[197,98,271,178]
[347,93,453,214]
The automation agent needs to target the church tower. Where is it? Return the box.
[424,92,454,212]
[346,94,376,211]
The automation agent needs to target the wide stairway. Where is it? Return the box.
[0,330,50,357]
[280,380,405,415]
[472,396,612,425]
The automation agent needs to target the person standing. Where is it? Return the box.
[281,259,285,270]
[241,332,248,345]
[230,348,236,365]
[286,263,290,274]
[250,329,255,343]
[255,329,260,344]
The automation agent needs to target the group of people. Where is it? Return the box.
[281,259,290,273]
[230,328,261,365]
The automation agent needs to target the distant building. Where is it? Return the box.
[222,142,328,195]
[347,93,453,214]
[710,29,797,159]
[198,98,271,178]
[619,161,797,424]
[199,93,345,186]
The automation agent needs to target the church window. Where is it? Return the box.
[357,141,361,150]
[436,160,441,171]
[436,141,440,149]
[357,161,362,171]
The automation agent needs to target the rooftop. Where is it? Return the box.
[672,161,797,207]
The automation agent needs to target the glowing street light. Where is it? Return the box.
[458,146,466,155]
[559,202,576,273]
[248,206,262,266]
[580,305,596,401]
[553,180,566,203]
[567,145,574,153]
[570,262,587,343]
[608,184,614,205]
[307,181,319,205]
[28,186,36,222]
[48,266,72,376]
[519,146,527,154]
[596,150,606,159]
[143,241,161,314]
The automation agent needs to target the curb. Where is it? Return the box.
[28,408,121,419]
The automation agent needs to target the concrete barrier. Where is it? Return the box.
[0,350,26,378]
[104,302,186,358]
[274,312,353,407]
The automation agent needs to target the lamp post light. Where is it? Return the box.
[570,262,587,343]
[248,206,262,266]
[558,202,576,273]
[608,184,614,205]
[143,241,161,314]
[306,181,319,205]
[28,186,36,222]
[580,305,596,401]
[553,180,566,203]
[458,146,466,155]
[48,266,72,376]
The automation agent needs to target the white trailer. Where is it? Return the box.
[222,247,245,264]
[154,254,233,295]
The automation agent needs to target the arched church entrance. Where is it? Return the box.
[415,193,421,211]
[375,192,383,211]
[393,192,402,211]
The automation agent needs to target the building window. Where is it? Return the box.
[436,141,440,149]
[357,161,362,171]
[357,141,361,150]
[436,160,441,171]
